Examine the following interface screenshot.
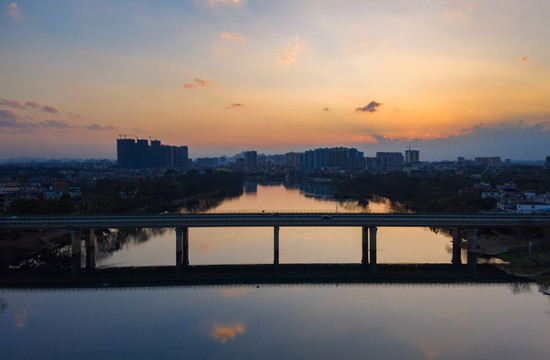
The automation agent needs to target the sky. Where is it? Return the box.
[1,0,549,161]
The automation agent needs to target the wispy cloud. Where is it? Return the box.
[7,2,22,21]
[221,31,246,44]
[356,101,383,113]
[225,103,244,109]
[86,124,115,131]
[210,0,244,6]
[443,9,464,19]
[442,3,475,21]
[521,56,528,62]
[40,105,58,114]
[1,99,61,115]
[0,109,24,127]
[183,77,211,89]
[25,101,40,108]
[278,36,305,64]
[0,98,26,109]
[0,109,114,133]
[38,120,71,129]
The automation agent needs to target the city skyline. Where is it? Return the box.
[1,1,550,160]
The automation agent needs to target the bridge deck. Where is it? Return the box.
[2,213,550,229]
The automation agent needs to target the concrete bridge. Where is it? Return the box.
[2,213,549,278]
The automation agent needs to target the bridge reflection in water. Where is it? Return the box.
[2,212,548,280]
[0,264,526,289]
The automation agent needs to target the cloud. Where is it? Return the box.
[0,110,114,133]
[38,120,72,129]
[7,2,22,21]
[356,101,383,113]
[0,99,59,114]
[210,323,246,343]
[195,78,210,86]
[221,31,246,44]
[278,36,305,64]
[40,105,58,114]
[183,77,211,89]
[66,111,80,118]
[0,109,23,127]
[25,101,40,108]
[444,9,463,19]
[0,98,26,109]
[359,118,550,161]
[225,103,244,109]
[521,56,528,62]
[0,110,35,133]
[210,0,244,5]
[85,124,115,131]
[322,107,331,112]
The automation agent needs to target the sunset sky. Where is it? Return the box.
[1,0,549,160]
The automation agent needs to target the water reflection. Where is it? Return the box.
[2,282,549,359]
[210,323,247,343]
[92,183,474,267]
[0,295,7,313]
[95,228,161,255]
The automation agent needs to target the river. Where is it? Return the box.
[1,182,550,359]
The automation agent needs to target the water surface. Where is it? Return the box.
[2,182,549,359]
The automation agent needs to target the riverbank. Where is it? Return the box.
[471,232,550,283]
[0,229,70,267]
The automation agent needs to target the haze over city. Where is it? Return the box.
[1,0,549,160]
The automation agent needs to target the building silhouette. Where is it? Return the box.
[405,149,420,164]
[299,147,365,171]
[244,151,258,169]
[116,137,188,169]
[475,157,501,167]
[373,152,404,171]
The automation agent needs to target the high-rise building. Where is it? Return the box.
[244,151,257,168]
[116,138,136,168]
[116,138,188,169]
[148,140,162,168]
[135,139,148,168]
[173,146,189,168]
[161,145,173,167]
[299,147,364,171]
[405,149,420,163]
[475,157,501,167]
[376,152,404,171]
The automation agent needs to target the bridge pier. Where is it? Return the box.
[175,228,183,275]
[274,226,280,273]
[71,230,82,279]
[175,227,189,275]
[452,227,462,265]
[467,228,479,272]
[361,227,369,265]
[369,227,378,273]
[86,228,96,271]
